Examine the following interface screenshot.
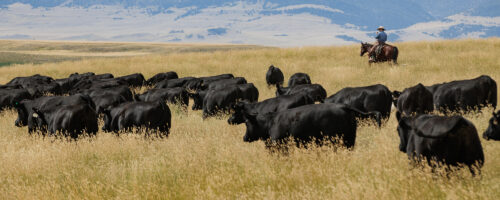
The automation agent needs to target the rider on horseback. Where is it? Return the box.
[369,26,387,61]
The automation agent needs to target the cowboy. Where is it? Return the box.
[369,26,387,61]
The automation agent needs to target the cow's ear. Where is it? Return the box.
[31,108,41,118]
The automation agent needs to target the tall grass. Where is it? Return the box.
[0,38,499,199]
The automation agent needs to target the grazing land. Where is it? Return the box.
[0,38,499,199]
[0,40,263,67]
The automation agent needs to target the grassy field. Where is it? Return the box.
[0,38,499,199]
[0,40,263,67]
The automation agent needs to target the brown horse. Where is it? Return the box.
[360,42,398,65]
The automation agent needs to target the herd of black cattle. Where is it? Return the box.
[0,65,499,174]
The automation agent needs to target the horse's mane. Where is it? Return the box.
[362,42,373,46]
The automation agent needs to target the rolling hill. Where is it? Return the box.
[0,1,498,46]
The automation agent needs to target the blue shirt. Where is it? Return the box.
[375,31,387,43]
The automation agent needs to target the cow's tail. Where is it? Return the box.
[392,46,398,65]
[344,106,382,127]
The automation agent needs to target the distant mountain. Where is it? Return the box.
[0,0,498,46]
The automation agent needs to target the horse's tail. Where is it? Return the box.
[392,46,399,64]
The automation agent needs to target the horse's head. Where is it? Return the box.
[360,42,371,56]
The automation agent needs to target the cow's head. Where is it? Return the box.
[188,91,205,110]
[101,109,113,132]
[243,113,272,143]
[392,90,401,107]
[484,111,500,140]
[13,101,29,127]
[29,108,47,133]
[396,116,413,153]
[227,102,247,125]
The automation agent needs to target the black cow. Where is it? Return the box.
[198,74,234,87]
[146,72,179,85]
[202,83,259,117]
[234,83,259,103]
[6,74,54,86]
[14,94,95,127]
[426,75,497,113]
[87,73,114,80]
[115,73,146,87]
[189,90,209,110]
[240,103,381,148]
[183,78,204,91]
[155,77,197,89]
[71,79,109,91]
[78,86,134,101]
[154,75,235,91]
[288,72,311,87]
[26,82,63,95]
[55,78,78,94]
[91,94,129,114]
[392,83,434,118]
[276,84,327,103]
[30,104,98,138]
[6,74,62,95]
[69,72,95,78]
[228,93,315,125]
[102,101,171,136]
[207,77,247,90]
[56,72,108,93]
[397,114,484,175]
[266,65,284,86]
[325,84,392,120]
[138,87,189,107]
[0,89,33,110]
[483,111,500,141]
[181,74,235,91]
[203,87,242,117]
[70,78,128,94]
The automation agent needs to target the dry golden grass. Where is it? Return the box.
[0,38,499,199]
[0,39,265,67]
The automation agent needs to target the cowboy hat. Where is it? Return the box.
[377,26,385,30]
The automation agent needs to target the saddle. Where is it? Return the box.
[375,44,385,58]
